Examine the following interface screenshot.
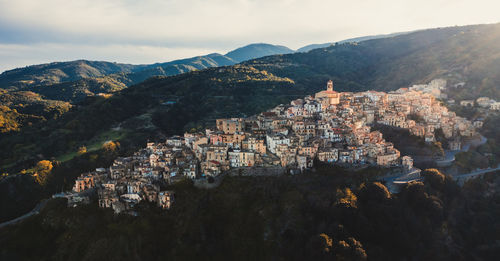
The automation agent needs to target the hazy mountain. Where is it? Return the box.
[225,43,295,63]
[0,44,297,105]
[0,60,139,90]
[118,53,238,87]
[296,31,411,53]
[0,44,294,93]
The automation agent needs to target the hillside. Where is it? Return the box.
[1,168,499,260]
[0,90,71,133]
[296,31,411,53]
[251,23,500,99]
[225,43,294,62]
[0,60,139,90]
[0,44,295,131]
[113,53,238,87]
[0,43,294,94]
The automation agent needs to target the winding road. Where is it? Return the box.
[437,135,488,166]
[0,199,48,229]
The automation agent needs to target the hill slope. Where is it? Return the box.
[0,60,139,90]
[114,53,238,87]
[296,31,411,53]
[252,23,500,98]
[0,44,295,131]
[226,43,294,63]
[0,43,295,93]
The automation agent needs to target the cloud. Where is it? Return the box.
[0,0,499,72]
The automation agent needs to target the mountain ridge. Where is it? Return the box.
[225,43,295,62]
[296,31,412,53]
[0,43,295,91]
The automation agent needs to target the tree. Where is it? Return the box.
[33,160,53,186]
[359,182,391,203]
[78,146,87,155]
[102,141,120,152]
[319,233,334,253]
[432,142,445,157]
[422,169,445,188]
[335,188,358,209]
[334,237,367,260]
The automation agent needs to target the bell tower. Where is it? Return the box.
[327,80,333,91]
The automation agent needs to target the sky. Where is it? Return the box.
[0,0,499,73]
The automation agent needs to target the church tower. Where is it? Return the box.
[315,80,340,106]
[327,80,333,91]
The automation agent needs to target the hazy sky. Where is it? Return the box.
[0,0,499,72]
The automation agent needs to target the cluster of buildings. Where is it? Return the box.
[409,79,448,99]
[378,89,476,148]
[71,80,480,212]
[459,96,500,111]
[447,80,500,111]
[71,146,180,214]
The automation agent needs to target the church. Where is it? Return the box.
[315,80,340,106]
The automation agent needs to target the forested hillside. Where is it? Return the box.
[249,23,500,99]
[1,168,499,260]
[225,43,294,62]
[0,60,139,90]
[0,43,293,95]
[0,44,296,132]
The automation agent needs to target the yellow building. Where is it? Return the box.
[315,80,340,106]
[216,118,244,134]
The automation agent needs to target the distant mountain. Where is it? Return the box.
[118,53,238,87]
[0,44,296,103]
[0,60,139,90]
[225,43,294,63]
[0,43,298,132]
[296,31,411,53]
[296,43,334,53]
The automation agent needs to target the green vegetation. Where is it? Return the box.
[225,43,294,63]
[0,168,498,260]
[0,60,137,90]
[56,129,127,163]
[0,90,71,133]
[32,160,54,186]
[0,105,20,132]
[455,113,500,170]
[0,44,296,134]
[250,23,500,100]
[25,77,127,103]
[0,44,293,104]
[446,104,482,119]
[372,124,443,168]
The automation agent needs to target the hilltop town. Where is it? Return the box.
[67,80,477,214]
